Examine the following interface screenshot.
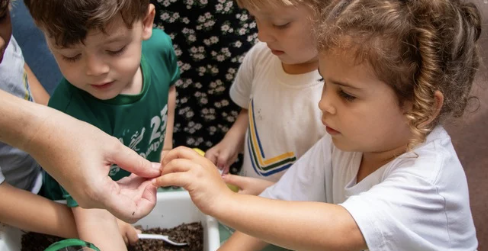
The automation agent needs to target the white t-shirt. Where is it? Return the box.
[261,126,477,250]
[0,36,41,191]
[230,42,325,182]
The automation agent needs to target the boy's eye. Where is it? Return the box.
[338,90,356,101]
[107,46,126,56]
[62,54,81,62]
[273,22,290,29]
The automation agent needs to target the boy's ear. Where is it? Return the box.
[141,4,156,40]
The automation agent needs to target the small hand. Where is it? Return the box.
[153,147,233,216]
[116,218,141,246]
[222,174,275,195]
[205,141,239,174]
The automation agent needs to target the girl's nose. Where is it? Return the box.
[318,91,336,115]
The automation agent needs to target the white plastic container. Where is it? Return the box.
[0,190,220,251]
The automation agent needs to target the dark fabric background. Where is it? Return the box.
[152,0,257,173]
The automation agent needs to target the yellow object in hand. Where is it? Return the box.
[193,148,205,156]
[192,148,239,193]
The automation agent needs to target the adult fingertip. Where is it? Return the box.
[151,162,162,171]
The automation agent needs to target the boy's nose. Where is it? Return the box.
[85,54,109,76]
[257,25,275,43]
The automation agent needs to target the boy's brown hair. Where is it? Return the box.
[24,0,150,47]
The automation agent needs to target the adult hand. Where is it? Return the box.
[0,91,160,222]
[27,117,160,223]
[222,174,275,195]
[154,146,233,216]
[28,117,160,222]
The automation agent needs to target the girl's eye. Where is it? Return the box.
[62,54,81,62]
[339,90,356,101]
[318,77,324,82]
[107,46,126,56]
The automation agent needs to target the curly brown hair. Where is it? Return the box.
[318,0,482,147]
[24,0,150,47]
[236,0,328,13]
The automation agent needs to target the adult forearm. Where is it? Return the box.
[0,90,46,150]
[216,194,366,251]
[0,183,78,238]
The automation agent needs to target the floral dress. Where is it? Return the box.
[153,0,257,173]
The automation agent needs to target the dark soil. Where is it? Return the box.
[130,222,204,251]
[21,222,204,251]
[21,232,64,251]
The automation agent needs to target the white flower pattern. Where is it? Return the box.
[153,0,257,173]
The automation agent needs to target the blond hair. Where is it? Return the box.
[318,0,482,148]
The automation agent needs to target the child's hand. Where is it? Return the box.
[222,174,275,195]
[116,218,140,246]
[205,140,240,174]
[161,149,171,161]
[153,147,235,216]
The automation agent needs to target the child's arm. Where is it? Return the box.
[72,207,128,251]
[155,147,367,251]
[220,231,268,251]
[116,218,140,246]
[0,182,78,238]
[24,63,50,106]
[205,108,248,174]
[162,85,176,157]
[221,174,275,195]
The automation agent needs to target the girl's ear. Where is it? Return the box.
[420,90,444,126]
[430,90,444,122]
[403,90,444,126]
[141,4,156,41]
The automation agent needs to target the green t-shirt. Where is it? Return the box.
[41,29,179,207]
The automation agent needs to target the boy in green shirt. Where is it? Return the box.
[24,0,179,250]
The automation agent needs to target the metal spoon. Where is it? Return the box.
[137,233,188,246]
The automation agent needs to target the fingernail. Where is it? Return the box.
[151,162,161,170]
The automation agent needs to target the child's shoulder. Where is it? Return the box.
[387,127,462,183]
[142,28,173,53]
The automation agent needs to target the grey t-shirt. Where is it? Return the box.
[0,36,41,190]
